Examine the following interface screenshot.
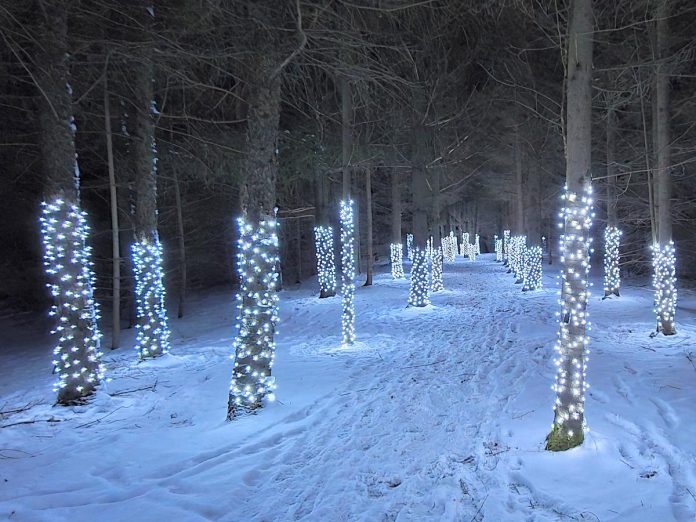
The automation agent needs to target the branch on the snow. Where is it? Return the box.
[108,379,158,397]
[0,417,62,429]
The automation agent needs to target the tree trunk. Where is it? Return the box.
[295,217,302,283]
[408,113,431,307]
[653,1,676,335]
[391,169,402,243]
[173,169,187,318]
[104,77,121,349]
[130,5,170,360]
[514,125,525,235]
[36,0,103,404]
[606,108,618,228]
[604,106,621,298]
[228,57,282,418]
[364,167,373,286]
[547,0,594,452]
[341,76,352,199]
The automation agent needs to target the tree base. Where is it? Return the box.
[545,424,584,451]
[227,397,262,421]
[319,290,336,299]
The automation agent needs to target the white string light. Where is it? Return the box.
[408,246,430,307]
[132,235,171,359]
[431,246,444,292]
[40,198,104,404]
[390,242,405,279]
[228,216,280,417]
[475,234,480,255]
[503,229,511,265]
[495,235,503,262]
[652,241,677,335]
[522,245,543,291]
[407,233,414,261]
[603,226,621,298]
[467,242,476,262]
[548,184,594,449]
[314,225,337,297]
[509,235,526,282]
[340,200,356,345]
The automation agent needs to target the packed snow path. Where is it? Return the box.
[1,255,695,521]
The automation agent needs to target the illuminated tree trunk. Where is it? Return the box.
[390,169,404,278]
[547,0,594,452]
[228,58,282,418]
[652,1,676,336]
[130,5,171,360]
[36,1,103,404]
[603,107,621,298]
[314,169,336,297]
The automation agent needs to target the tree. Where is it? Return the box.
[547,0,594,452]
[129,3,171,360]
[35,0,104,404]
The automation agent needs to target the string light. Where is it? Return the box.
[228,215,280,418]
[468,242,476,262]
[522,245,543,291]
[131,235,171,359]
[408,246,430,307]
[651,241,677,335]
[547,184,594,450]
[509,235,526,282]
[603,226,621,298]
[40,198,104,404]
[495,235,503,262]
[431,246,444,292]
[314,225,337,297]
[407,233,414,261]
[390,243,405,279]
[503,230,511,265]
[475,234,481,255]
[340,200,356,345]
[443,232,456,262]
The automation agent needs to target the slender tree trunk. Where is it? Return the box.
[364,167,373,286]
[229,57,282,418]
[341,76,352,199]
[604,106,621,298]
[606,108,618,227]
[514,125,525,235]
[173,169,187,318]
[130,5,170,360]
[295,217,302,283]
[104,78,120,349]
[547,0,594,451]
[36,0,103,404]
[653,1,676,335]
[391,170,401,243]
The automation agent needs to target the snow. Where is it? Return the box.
[1,254,696,521]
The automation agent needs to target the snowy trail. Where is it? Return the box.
[1,255,696,521]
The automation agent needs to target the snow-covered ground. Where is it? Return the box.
[1,254,695,521]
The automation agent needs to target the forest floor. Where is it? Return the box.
[1,254,696,521]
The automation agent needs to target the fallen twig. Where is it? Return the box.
[0,417,61,429]
[109,379,158,397]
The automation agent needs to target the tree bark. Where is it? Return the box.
[104,77,120,348]
[654,2,672,246]
[341,76,353,199]
[391,169,401,244]
[364,167,373,286]
[514,125,525,235]
[36,0,102,404]
[547,0,594,452]
[173,169,187,318]
[606,107,618,227]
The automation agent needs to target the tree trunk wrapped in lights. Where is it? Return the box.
[340,200,356,344]
[407,233,414,261]
[314,225,337,297]
[408,247,430,306]
[475,234,481,255]
[228,52,284,419]
[495,235,503,261]
[546,0,595,452]
[431,246,444,292]
[603,226,621,298]
[36,2,104,405]
[652,242,676,335]
[651,0,676,336]
[129,6,171,359]
[390,243,405,279]
[503,229,511,265]
[132,235,171,359]
[390,170,404,278]
[522,245,543,291]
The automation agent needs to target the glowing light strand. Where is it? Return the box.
[603,226,621,298]
[40,198,105,403]
[314,225,337,297]
[495,235,503,262]
[522,245,543,291]
[651,241,677,335]
[408,246,430,307]
[131,235,171,359]
[549,185,594,443]
[228,216,280,417]
[503,230,511,265]
[407,233,414,261]
[390,243,405,279]
[431,246,444,292]
[340,200,356,345]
